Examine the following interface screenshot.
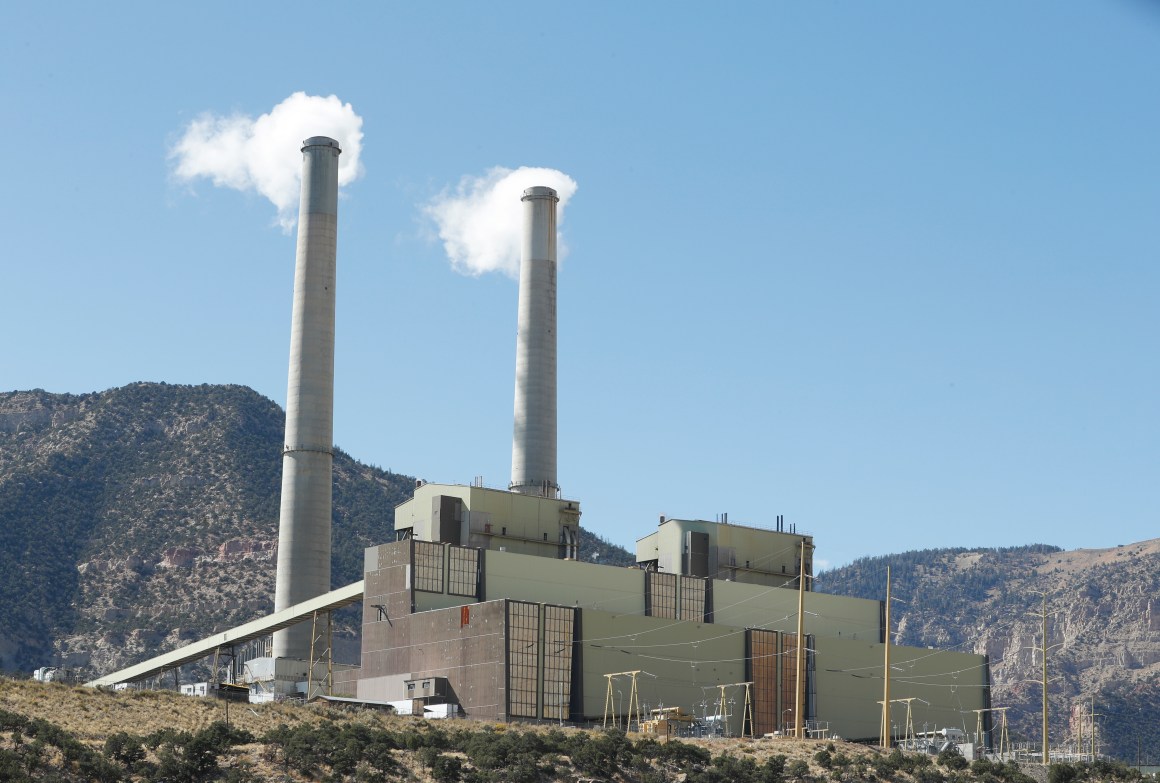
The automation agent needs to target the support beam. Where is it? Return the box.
[86,580,363,688]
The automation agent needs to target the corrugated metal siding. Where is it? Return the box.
[414,541,445,593]
[448,545,480,597]
[645,572,677,619]
[542,605,575,720]
[506,600,540,718]
[747,629,779,736]
[678,575,707,621]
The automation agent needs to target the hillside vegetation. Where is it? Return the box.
[2,679,1148,783]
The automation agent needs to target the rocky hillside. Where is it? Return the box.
[0,384,415,677]
[0,384,634,680]
[818,543,1160,764]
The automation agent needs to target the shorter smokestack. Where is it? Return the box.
[510,186,559,497]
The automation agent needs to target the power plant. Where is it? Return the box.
[85,139,993,747]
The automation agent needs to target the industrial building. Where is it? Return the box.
[350,485,990,741]
[86,136,992,746]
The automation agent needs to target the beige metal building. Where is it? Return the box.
[353,482,990,741]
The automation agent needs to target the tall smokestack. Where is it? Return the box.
[273,136,341,659]
[510,186,559,497]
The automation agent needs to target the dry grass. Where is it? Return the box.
[0,678,412,741]
[0,677,884,781]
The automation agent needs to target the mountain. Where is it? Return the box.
[0,383,633,679]
[0,383,418,675]
[818,543,1160,764]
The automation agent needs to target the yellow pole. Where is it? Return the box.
[603,675,614,729]
[1090,695,1095,760]
[1001,709,1010,757]
[881,565,891,749]
[1041,593,1049,765]
[743,683,754,739]
[795,541,807,739]
[628,672,640,732]
[308,610,318,700]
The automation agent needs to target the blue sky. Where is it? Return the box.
[3,2,1158,568]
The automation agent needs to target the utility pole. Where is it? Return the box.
[795,540,811,739]
[715,682,755,739]
[994,707,1011,758]
[1087,696,1103,761]
[602,671,641,731]
[881,565,892,749]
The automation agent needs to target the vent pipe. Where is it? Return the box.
[273,136,341,660]
[509,186,559,497]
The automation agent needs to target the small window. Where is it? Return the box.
[544,532,548,541]
[502,526,507,535]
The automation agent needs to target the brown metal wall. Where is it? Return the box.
[361,599,507,719]
[504,600,577,721]
[414,540,446,593]
[678,575,708,621]
[780,632,800,733]
[448,545,481,598]
[645,571,677,618]
[743,628,809,735]
[542,605,576,721]
[506,600,540,718]
[746,629,778,736]
[362,541,414,626]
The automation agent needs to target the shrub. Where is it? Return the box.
[431,754,463,783]
[657,738,711,770]
[937,748,967,770]
[915,767,946,783]
[104,732,146,766]
[762,753,788,783]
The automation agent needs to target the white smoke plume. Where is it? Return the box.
[426,166,578,277]
[170,92,364,230]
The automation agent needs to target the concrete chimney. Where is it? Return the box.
[273,136,341,659]
[510,186,559,497]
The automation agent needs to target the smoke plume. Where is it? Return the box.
[171,92,364,230]
[426,167,578,277]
